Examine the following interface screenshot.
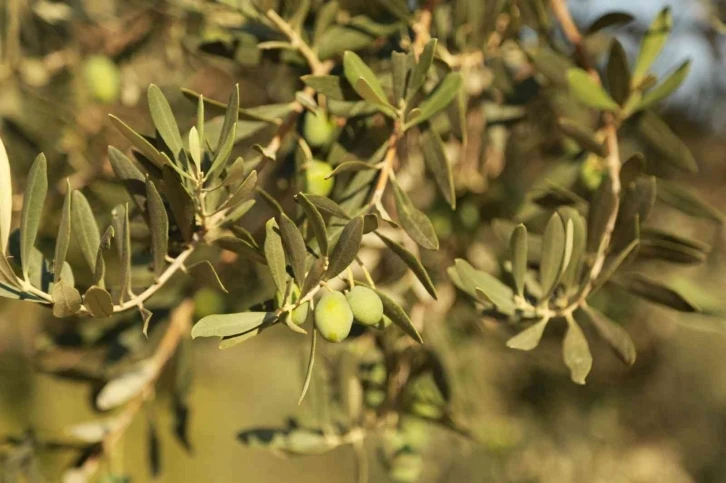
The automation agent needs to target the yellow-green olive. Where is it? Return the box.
[346,286,383,326]
[305,160,335,197]
[82,55,121,104]
[275,284,308,326]
[193,287,226,319]
[302,110,335,148]
[314,291,353,342]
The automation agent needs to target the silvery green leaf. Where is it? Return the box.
[146,179,168,279]
[325,216,363,280]
[20,153,47,280]
[374,287,423,344]
[557,207,587,289]
[217,84,240,152]
[377,232,437,299]
[279,214,307,287]
[191,311,276,338]
[303,193,350,219]
[71,190,100,274]
[580,306,636,366]
[392,180,439,250]
[109,114,167,169]
[506,317,549,351]
[51,279,82,318]
[563,315,592,385]
[632,7,672,86]
[391,51,410,105]
[407,39,436,99]
[510,224,527,297]
[84,285,114,318]
[343,51,389,108]
[0,135,12,254]
[301,75,357,101]
[53,180,72,283]
[162,166,195,242]
[421,127,455,209]
[264,218,287,295]
[148,84,184,160]
[566,68,619,111]
[112,204,132,302]
[189,126,202,173]
[108,146,146,210]
[639,60,691,110]
[295,193,328,256]
[405,72,462,129]
[606,39,630,105]
[453,259,514,313]
[96,361,156,410]
[217,170,257,213]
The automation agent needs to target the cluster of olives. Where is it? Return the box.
[315,286,389,342]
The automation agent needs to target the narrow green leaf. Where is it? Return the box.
[187,260,228,293]
[196,94,205,154]
[374,288,423,344]
[146,179,168,279]
[84,285,114,318]
[581,305,636,366]
[326,216,363,280]
[189,126,202,173]
[264,218,287,295]
[377,233,437,299]
[405,72,463,129]
[297,324,317,405]
[191,311,276,338]
[148,84,184,159]
[539,213,565,298]
[392,181,439,250]
[557,118,608,157]
[301,75,357,101]
[94,226,114,288]
[657,179,724,222]
[162,166,195,242]
[108,146,146,210]
[301,258,325,298]
[617,274,699,312]
[391,51,409,105]
[636,110,697,173]
[52,279,82,318]
[639,60,691,110]
[586,11,634,33]
[343,51,389,107]
[607,39,631,105]
[72,191,100,274]
[421,127,455,209]
[586,174,618,253]
[206,122,237,180]
[303,193,351,219]
[566,68,620,111]
[109,114,167,169]
[510,224,527,297]
[111,204,132,302]
[0,136,12,254]
[353,78,394,112]
[217,84,240,152]
[296,193,328,256]
[563,315,592,385]
[214,236,267,264]
[632,8,673,86]
[279,214,307,287]
[218,171,257,213]
[0,251,19,288]
[326,160,378,179]
[408,39,437,99]
[506,317,549,351]
[20,153,47,279]
[592,238,639,295]
[558,207,587,289]
[53,180,72,283]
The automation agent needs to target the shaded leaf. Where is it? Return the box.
[617,273,699,312]
[343,51,389,108]
[108,146,146,210]
[507,317,549,351]
[84,285,114,318]
[296,193,328,256]
[279,214,308,287]
[392,181,439,250]
[635,110,697,173]
[408,39,436,98]
[301,258,325,298]
[557,118,608,157]
[112,204,132,302]
[510,224,527,297]
[191,311,276,338]
[586,11,634,33]
[326,161,378,178]
[539,213,566,297]
[580,305,636,366]
[421,127,455,209]
[657,180,724,222]
[326,216,363,280]
[20,153,47,279]
[391,51,410,105]
[607,39,631,105]
[639,60,691,110]
[377,232,437,299]
[51,279,82,318]
[301,75,357,101]
[214,236,267,264]
[71,191,101,273]
[373,287,423,344]
[303,193,350,219]
[563,316,592,384]
[53,180,72,283]
[109,114,167,169]
[264,218,287,295]
[162,166,195,242]
[587,174,618,253]
[405,72,463,129]
[146,179,168,279]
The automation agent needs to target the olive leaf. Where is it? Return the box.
[301,258,326,298]
[196,93,205,154]
[20,153,47,280]
[392,180,439,250]
[295,193,328,256]
[264,218,287,295]
[566,68,620,111]
[510,224,527,297]
[616,273,699,312]
[373,287,423,344]
[343,51,390,109]
[112,204,132,302]
[71,191,101,274]
[606,39,630,105]
[421,127,455,209]
[587,174,618,253]
[217,84,240,151]
[453,259,514,314]
[186,260,228,293]
[297,324,317,405]
[639,60,691,110]
[391,51,410,105]
[53,180,72,283]
[217,170,257,213]
[580,305,636,366]
[301,75,357,101]
[96,361,156,410]
[563,315,592,385]
[657,180,725,222]
[407,38,436,99]
[148,84,184,160]
[506,317,549,351]
[557,119,608,157]
[326,161,379,178]
[303,193,350,219]
[326,216,363,280]
[146,179,168,279]
[539,213,566,298]
[0,135,12,254]
[189,126,202,173]
[405,72,463,129]
[586,11,634,33]
[162,166,195,242]
[109,114,168,169]
[632,7,672,86]
[51,279,82,318]
[108,146,146,211]
[377,233,437,299]
[558,207,587,289]
[214,236,267,265]
[0,251,19,288]
[635,110,697,173]
[191,312,276,338]
[84,285,114,318]
[279,214,308,287]
[93,226,114,288]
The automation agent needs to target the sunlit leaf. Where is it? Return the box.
[20,153,47,280]
[71,191,100,274]
[51,279,82,318]
[563,316,592,385]
[632,8,672,86]
[191,311,276,338]
[566,68,619,111]
[146,179,168,279]
[0,135,11,254]
[639,60,691,110]
[53,180,72,283]
[343,51,389,108]
[148,84,184,160]
[264,218,287,295]
[507,317,549,351]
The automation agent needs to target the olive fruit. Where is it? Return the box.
[389,452,423,483]
[275,284,308,325]
[314,291,353,342]
[376,315,393,330]
[302,110,335,148]
[82,55,121,104]
[304,160,334,197]
[346,286,383,326]
[193,287,226,319]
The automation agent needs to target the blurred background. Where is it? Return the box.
[2,0,726,481]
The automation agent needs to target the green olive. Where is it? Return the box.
[275,284,308,326]
[580,153,604,191]
[346,286,383,326]
[82,55,121,104]
[457,200,480,231]
[376,315,393,330]
[305,160,335,197]
[302,110,335,148]
[314,291,353,342]
[389,452,423,483]
[364,388,386,407]
[193,287,226,319]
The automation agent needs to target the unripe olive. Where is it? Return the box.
[580,153,604,191]
[193,287,226,319]
[457,200,480,231]
[411,401,444,420]
[82,55,121,104]
[302,110,335,148]
[314,291,353,342]
[376,315,393,330]
[346,286,383,326]
[305,160,335,197]
[275,284,309,326]
[389,452,423,483]
[364,388,386,407]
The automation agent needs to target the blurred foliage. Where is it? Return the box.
[2,0,726,482]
